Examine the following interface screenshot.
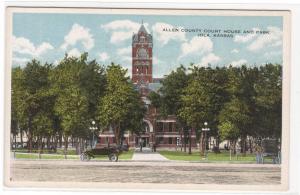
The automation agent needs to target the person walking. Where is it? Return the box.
[255,144,263,164]
[139,138,144,152]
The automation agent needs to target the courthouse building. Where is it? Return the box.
[97,23,198,149]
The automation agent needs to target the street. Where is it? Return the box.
[10,160,281,185]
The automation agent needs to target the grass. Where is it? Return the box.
[14,153,79,160]
[13,148,77,155]
[158,150,274,163]
[13,149,134,160]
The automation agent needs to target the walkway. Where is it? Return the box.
[132,147,169,161]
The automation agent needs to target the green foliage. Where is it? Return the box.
[11,51,282,153]
[179,66,213,128]
[148,91,161,109]
[97,64,145,143]
[159,65,188,117]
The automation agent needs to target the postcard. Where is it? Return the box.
[4,7,291,192]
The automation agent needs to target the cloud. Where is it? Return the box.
[67,48,81,58]
[247,26,282,52]
[152,22,187,46]
[117,46,131,56]
[229,59,247,67]
[198,53,221,67]
[98,52,110,62]
[234,28,260,43]
[61,23,94,50]
[12,57,30,67]
[264,50,282,58]
[53,60,60,66]
[179,36,213,59]
[101,20,149,44]
[231,49,239,54]
[12,35,54,57]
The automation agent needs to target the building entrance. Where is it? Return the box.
[136,137,149,147]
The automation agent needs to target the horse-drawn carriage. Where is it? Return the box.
[80,145,129,162]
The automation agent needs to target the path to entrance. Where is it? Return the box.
[132,147,169,161]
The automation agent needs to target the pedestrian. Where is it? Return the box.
[255,144,263,164]
[139,138,144,152]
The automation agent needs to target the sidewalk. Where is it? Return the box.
[132,147,169,161]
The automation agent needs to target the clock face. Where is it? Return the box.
[137,48,148,59]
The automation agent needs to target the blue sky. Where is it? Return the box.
[12,13,283,78]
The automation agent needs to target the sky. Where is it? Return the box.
[12,13,283,78]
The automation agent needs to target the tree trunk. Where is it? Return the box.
[249,137,253,153]
[63,135,68,159]
[188,130,192,154]
[59,133,63,148]
[71,137,74,148]
[241,135,247,156]
[54,135,58,152]
[75,137,79,155]
[183,131,187,152]
[200,131,205,156]
[233,140,237,155]
[216,135,220,151]
[20,129,23,147]
[46,136,51,150]
[38,137,42,159]
[27,119,33,152]
[180,128,183,152]
[116,123,121,145]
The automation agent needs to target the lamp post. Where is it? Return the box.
[201,122,210,159]
[89,120,98,149]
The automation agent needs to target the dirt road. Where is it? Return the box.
[10,160,281,185]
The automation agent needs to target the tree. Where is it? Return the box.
[97,64,143,145]
[254,64,282,139]
[12,60,53,152]
[179,66,213,155]
[218,98,251,154]
[159,65,189,151]
[11,67,25,149]
[51,53,91,155]
[225,65,258,155]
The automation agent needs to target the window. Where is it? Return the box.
[168,138,173,144]
[159,137,164,144]
[156,122,163,132]
[140,35,146,42]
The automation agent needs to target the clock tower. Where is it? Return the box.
[132,23,153,84]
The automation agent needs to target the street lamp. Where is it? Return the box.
[89,120,98,149]
[201,122,210,159]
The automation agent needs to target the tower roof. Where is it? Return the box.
[138,24,148,34]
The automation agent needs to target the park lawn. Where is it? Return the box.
[158,150,274,163]
[15,153,79,160]
[14,149,134,160]
[13,148,77,155]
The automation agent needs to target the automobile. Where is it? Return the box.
[80,144,129,162]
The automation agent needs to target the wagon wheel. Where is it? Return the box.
[108,153,118,162]
[80,152,90,161]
